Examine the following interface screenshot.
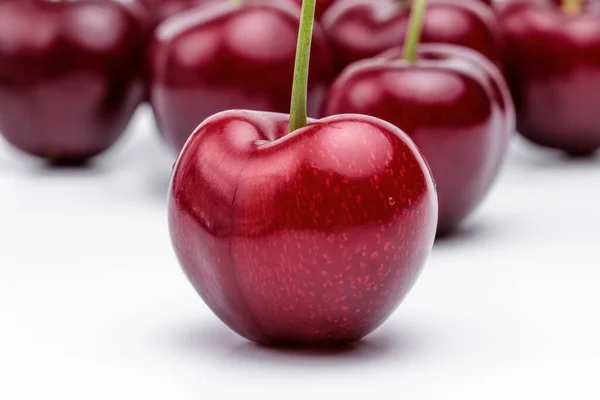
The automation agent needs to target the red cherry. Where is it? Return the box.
[0,0,146,164]
[499,0,600,155]
[149,1,333,151]
[169,111,438,345]
[322,0,504,75]
[168,0,437,345]
[323,44,515,234]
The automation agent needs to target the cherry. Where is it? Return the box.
[322,0,515,234]
[499,0,600,155]
[149,0,333,152]
[0,0,146,164]
[322,0,504,75]
[168,0,437,345]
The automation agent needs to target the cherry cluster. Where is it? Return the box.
[0,0,597,346]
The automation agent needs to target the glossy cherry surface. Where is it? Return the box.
[499,0,600,155]
[323,44,514,234]
[150,1,333,151]
[0,0,146,163]
[169,110,438,345]
[322,0,504,74]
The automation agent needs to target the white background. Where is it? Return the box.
[1,106,599,399]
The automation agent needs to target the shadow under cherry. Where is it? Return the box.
[163,320,430,368]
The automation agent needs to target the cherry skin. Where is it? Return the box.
[168,110,438,345]
[322,0,504,75]
[136,0,216,23]
[0,0,146,164]
[322,44,515,235]
[113,0,156,30]
[499,0,600,155]
[150,1,333,152]
[136,0,341,24]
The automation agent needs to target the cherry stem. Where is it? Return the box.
[403,0,428,64]
[229,0,244,6]
[288,0,316,133]
[562,0,582,15]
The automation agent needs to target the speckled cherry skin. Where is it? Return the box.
[322,0,504,75]
[323,44,514,234]
[150,1,334,152]
[499,0,600,155]
[0,0,146,163]
[168,111,437,345]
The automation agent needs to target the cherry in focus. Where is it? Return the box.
[169,111,438,344]
[168,0,437,345]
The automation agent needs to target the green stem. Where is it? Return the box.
[288,0,316,133]
[562,0,582,15]
[403,0,428,64]
[229,0,244,6]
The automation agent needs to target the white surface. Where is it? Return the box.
[1,106,599,400]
